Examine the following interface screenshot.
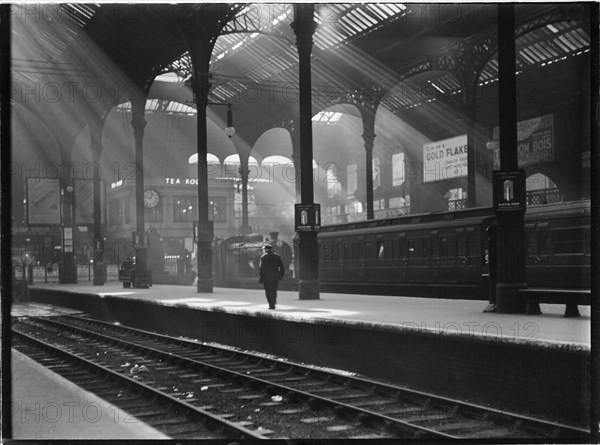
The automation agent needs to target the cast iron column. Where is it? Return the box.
[180,6,240,293]
[89,118,105,285]
[363,127,375,220]
[589,3,599,441]
[131,96,150,288]
[291,4,319,299]
[494,4,526,313]
[1,4,12,437]
[239,155,250,234]
[191,71,214,292]
[463,45,477,208]
[59,166,76,283]
[282,116,301,203]
[351,86,383,220]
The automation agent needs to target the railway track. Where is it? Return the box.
[13,314,590,441]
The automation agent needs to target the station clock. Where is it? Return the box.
[144,188,160,208]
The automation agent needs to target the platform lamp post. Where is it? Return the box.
[207,102,250,235]
[207,101,235,138]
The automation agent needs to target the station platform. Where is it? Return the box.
[10,348,168,440]
[6,303,167,440]
[14,282,593,432]
[25,281,591,345]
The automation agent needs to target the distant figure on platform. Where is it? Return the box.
[259,244,285,310]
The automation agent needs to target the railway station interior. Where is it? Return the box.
[1,2,597,442]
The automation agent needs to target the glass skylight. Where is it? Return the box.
[117,100,196,116]
[312,111,343,123]
[314,4,408,50]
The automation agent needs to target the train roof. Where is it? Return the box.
[319,200,590,238]
[525,200,590,219]
[319,214,495,239]
[319,206,494,235]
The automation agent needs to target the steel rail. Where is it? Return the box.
[61,314,590,440]
[22,316,451,439]
[11,328,267,440]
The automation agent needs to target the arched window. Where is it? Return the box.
[326,163,342,198]
[446,187,467,211]
[373,157,381,189]
[526,173,560,205]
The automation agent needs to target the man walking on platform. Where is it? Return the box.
[258,244,285,309]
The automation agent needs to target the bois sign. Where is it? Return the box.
[423,135,468,183]
[492,114,554,169]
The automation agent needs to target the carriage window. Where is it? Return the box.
[553,228,584,254]
[467,235,478,257]
[408,239,416,257]
[376,240,384,259]
[539,230,552,254]
[398,239,407,260]
[384,239,394,259]
[431,237,441,258]
[423,238,432,258]
[441,236,457,258]
[323,244,335,262]
[584,228,591,254]
[457,235,467,257]
[409,238,424,258]
[449,236,457,257]
[526,232,538,255]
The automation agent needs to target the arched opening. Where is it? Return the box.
[526,173,561,205]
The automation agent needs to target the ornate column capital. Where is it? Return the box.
[129,97,147,138]
[291,4,318,54]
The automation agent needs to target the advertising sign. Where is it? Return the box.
[75,179,94,224]
[493,170,526,212]
[106,265,119,281]
[423,135,468,183]
[493,114,554,168]
[77,265,90,281]
[295,203,321,232]
[28,178,60,224]
[346,164,357,194]
[392,153,405,186]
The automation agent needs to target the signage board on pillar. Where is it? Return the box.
[193,220,213,243]
[493,170,526,212]
[132,231,149,249]
[63,227,73,252]
[295,203,321,232]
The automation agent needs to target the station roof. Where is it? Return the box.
[10,3,591,160]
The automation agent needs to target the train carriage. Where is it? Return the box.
[524,200,590,290]
[319,210,495,298]
[211,201,590,301]
[318,200,590,300]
